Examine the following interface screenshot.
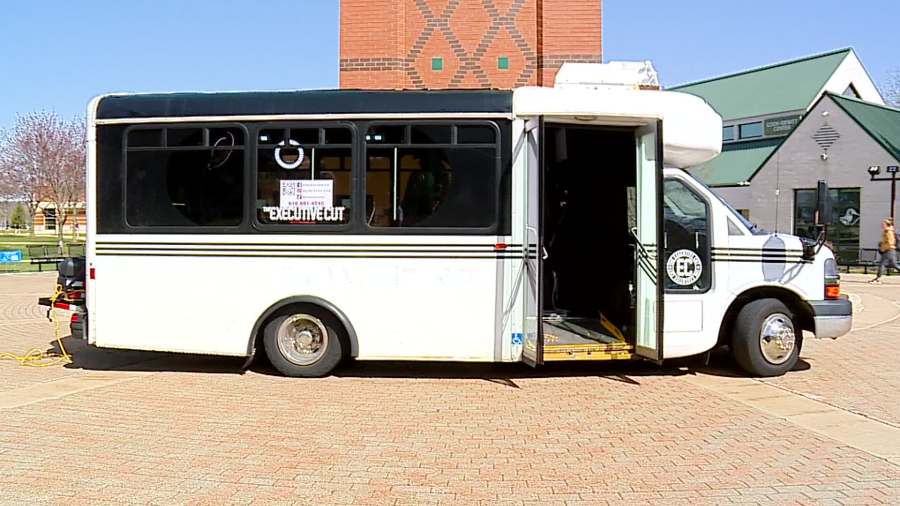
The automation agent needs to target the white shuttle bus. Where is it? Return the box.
[47,63,852,377]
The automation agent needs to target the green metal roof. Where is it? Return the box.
[828,93,900,162]
[688,138,783,187]
[671,48,851,120]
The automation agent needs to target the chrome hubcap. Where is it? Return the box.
[759,313,796,365]
[276,314,328,366]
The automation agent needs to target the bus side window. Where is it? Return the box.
[662,179,711,292]
[124,126,245,228]
[254,126,353,226]
[364,123,499,230]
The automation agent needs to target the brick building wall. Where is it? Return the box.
[32,204,87,235]
[340,0,602,90]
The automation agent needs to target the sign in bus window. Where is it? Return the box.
[256,126,352,225]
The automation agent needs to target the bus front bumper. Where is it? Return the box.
[808,298,852,339]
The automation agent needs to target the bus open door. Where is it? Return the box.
[633,120,664,362]
[521,117,544,366]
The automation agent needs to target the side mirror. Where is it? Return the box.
[815,180,832,226]
[802,241,817,261]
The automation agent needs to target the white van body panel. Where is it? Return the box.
[90,235,508,361]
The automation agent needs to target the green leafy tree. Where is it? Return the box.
[10,204,28,229]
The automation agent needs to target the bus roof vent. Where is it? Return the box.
[554,61,660,91]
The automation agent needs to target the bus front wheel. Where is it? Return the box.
[263,307,345,377]
[732,298,800,377]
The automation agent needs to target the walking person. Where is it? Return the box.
[870,218,900,284]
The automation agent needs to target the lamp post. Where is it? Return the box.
[868,165,900,220]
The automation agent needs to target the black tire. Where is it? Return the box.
[732,298,800,377]
[262,306,346,377]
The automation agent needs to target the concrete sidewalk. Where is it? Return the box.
[1,273,898,505]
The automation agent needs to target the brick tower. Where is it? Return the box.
[339,0,602,89]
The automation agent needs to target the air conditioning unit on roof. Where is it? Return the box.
[554,61,660,91]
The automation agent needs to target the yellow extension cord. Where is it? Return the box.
[0,284,73,367]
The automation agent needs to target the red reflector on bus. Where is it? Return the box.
[494,243,508,250]
[825,284,840,299]
[89,267,95,280]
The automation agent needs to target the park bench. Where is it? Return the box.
[26,245,67,272]
[25,244,84,272]
[839,248,880,274]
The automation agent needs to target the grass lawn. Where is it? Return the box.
[0,233,84,274]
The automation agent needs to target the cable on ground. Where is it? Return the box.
[0,284,72,367]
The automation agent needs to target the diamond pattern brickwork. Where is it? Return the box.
[340,0,602,90]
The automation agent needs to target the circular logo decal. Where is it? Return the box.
[666,249,703,286]
[274,139,304,170]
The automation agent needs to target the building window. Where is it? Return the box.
[738,122,763,139]
[498,56,509,70]
[794,188,860,263]
[431,57,443,71]
[722,126,735,142]
[125,126,245,227]
[44,208,57,231]
[365,123,500,230]
[256,126,353,226]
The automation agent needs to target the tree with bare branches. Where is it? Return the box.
[0,112,85,248]
[884,68,900,107]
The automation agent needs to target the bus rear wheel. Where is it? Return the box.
[263,307,345,377]
[732,298,799,377]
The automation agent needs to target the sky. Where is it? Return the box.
[0,0,897,129]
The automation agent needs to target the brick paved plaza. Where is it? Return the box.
[1,272,898,505]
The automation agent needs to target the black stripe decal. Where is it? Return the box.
[637,261,657,280]
[96,247,523,254]
[712,258,812,264]
[95,252,524,259]
[637,256,658,277]
[711,248,804,253]
[96,241,521,248]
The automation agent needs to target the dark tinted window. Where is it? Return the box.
[127,129,162,147]
[410,125,451,144]
[457,125,496,144]
[365,125,405,144]
[663,179,711,292]
[125,126,245,227]
[365,123,499,229]
[167,128,204,147]
[256,125,353,225]
[794,187,860,264]
[325,128,352,144]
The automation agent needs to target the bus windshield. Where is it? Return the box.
[689,176,766,235]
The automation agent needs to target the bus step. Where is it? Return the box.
[543,341,634,361]
[542,322,633,361]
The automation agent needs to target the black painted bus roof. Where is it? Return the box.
[96,89,513,119]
